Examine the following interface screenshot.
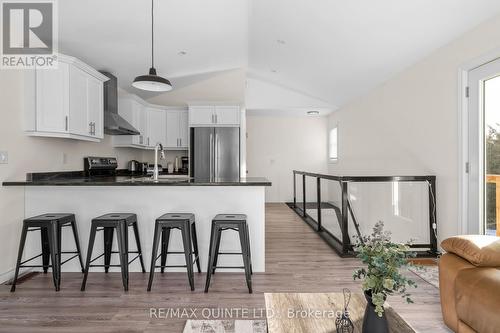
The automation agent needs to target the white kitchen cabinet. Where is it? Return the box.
[146,107,166,148]
[25,54,107,142]
[215,105,240,126]
[33,63,70,134]
[179,111,188,148]
[188,105,240,127]
[165,109,189,149]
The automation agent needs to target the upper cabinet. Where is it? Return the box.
[166,109,189,149]
[188,105,240,127]
[25,54,108,142]
[146,107,167,147]
[113,96,147,148]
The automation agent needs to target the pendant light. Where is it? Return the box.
[132,0,172,92]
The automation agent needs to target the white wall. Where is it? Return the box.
[0,70,144,281]
[246,115,328,202]
[327,12,500,243]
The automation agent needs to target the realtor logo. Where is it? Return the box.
[1,0,58,68]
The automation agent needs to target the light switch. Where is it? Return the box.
[0,151,8,164]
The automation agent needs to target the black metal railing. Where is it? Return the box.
[290,171,438,257]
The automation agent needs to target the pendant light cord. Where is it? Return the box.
[151,0,154,68]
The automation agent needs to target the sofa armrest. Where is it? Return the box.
[439,253,475,332]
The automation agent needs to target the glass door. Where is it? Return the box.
[468,59,500,235]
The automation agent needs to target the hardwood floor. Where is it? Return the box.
[0,203,449,332]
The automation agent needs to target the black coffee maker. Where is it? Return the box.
[180,157,189,174]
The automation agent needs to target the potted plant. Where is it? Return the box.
[353,221,418,333]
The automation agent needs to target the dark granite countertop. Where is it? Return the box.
[2,175,271,187]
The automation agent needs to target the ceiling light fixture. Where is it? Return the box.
[277,39,286,45]
[271,69,278,73]
[178,51,187,56]
[307,111,320,116]
[132,0,172,92]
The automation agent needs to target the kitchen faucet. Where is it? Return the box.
[152,143,165,181]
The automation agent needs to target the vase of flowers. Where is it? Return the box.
[353,221,418,333]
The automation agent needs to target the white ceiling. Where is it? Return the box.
[58,0,500,110]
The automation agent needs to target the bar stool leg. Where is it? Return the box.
[160,227,171,274]
[132,222,146,273]
[81,224,97,291]
[204,223,217,292]
[211,229,222,274]
[47,222,60,291]
[147,223,162,292]
[57,224,62,286]
[243,223,253,275]
[10,223,29,292]
[191,223,201,273]
[238,227,252,294]
[116,223,129,291]
[70,219,85,273]
[181,222,195,291]
[103,227,114,273]
[40,228,50,274]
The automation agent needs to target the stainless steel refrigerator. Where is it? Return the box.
[190,127,240,180]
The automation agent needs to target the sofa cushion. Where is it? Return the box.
[455,267,500,333]
[441,235,500,267]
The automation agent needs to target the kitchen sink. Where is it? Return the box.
[118,177,190,184]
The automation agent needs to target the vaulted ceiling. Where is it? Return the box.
[58,0,500,112]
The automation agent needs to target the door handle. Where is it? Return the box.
[209,133,214,178]
[215,133,219,178]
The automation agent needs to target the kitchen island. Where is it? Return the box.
[3,175,271,273]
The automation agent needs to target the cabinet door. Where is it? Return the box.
[165,110,180,148]
[189,106,215,126]
[136,103,148,146]
[87,76,103,138]
[35,63,69,133]
[179,111,189,148]
[69,66,91,136]
[215,106,240,126]
[147,108,166,147]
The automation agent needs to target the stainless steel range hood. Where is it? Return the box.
[100,71,140,135]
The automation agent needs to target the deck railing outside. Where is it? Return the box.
[486,174,500,236]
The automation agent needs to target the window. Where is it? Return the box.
[329,127,338,161]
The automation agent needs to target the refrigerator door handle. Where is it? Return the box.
[215,132,219,178]
[209,132,214,179]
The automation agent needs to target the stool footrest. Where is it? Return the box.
[217,252,243,255]
[212,266,246,269]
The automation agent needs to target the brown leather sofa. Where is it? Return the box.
[439,235,500,333]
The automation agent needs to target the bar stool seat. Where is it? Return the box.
[81,213,145,292]
[205,214,253,293]
[147,213,201,291]
[11,213,84,292]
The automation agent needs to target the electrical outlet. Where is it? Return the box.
[0,151,8,164]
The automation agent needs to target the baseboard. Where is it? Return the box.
[0,267,33,285]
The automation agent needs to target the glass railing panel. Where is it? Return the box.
[346,181,431,245]
[319,178,343,241]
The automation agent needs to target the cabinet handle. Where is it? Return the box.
[179,138,182,147]
[89,122,92,135]
[148,137,150,146]
[92,122,95,135]
[65,116,68,131]
[215,114,218,124]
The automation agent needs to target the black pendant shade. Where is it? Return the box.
[133,67,172,92]
[132,0,172,92]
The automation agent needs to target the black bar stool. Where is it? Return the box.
[11,213,84,292]
[205,214,252,293]
[81,213,146,291]
[147,213,201,291]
